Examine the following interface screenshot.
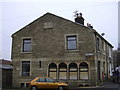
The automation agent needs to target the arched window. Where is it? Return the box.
[59,63,67,79]
[79,62,89,80]
[48,63,57,79]
[69,63,78,80]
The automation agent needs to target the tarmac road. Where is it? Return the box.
[2,80,120,90]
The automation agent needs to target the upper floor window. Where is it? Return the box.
[23,39,32,52]
[67,35,77,50]
[96,38,100,51]
[101,41,105,51]
[109,48,112,58]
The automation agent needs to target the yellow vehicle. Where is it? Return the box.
[29,77,68,90]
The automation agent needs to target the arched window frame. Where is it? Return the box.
[48,63,57,79]
[79,62,89,80]
[58,63,67,80]
[69,62,78,80]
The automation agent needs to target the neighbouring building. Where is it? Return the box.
[11,12,113,88]
[0,59,13,89]
[112,1,120,74]
[113,43,120,71]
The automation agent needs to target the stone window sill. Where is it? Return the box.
[20,52,32,54]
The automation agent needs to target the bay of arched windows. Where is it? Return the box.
[48,62,89,80]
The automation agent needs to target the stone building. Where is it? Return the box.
[11,12,113,88]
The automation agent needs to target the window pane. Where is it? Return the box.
[39,61,41,68]
[50,68,57,71]
[70,72,77,79]
[79,62,89,80]
[59,72,67,79]
[80,62,88,79]
[68,41,76,50]
[67,37,76,40]
[46,78,55,82]
[59,63,67,79]
[49,63,57,79]
[49,72,57,79]
[36,78,45,82]
[70,68,77,71]
[23,39,32,52]
[49,63,57,69]
[69,63,78,79]
[96,38,100,51]
[59,68,67,71]
[67,36,77,50]
[21,83,24,88]
[80,68,88,71]
[80,72,88,79]
[22,61,30,76]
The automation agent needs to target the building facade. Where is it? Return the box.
[11,13,113,88]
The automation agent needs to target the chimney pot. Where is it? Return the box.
[80,13,82,17]
[74,12,84,25]
[87,23,93,28]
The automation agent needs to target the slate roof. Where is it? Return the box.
[0,59,13,69]
[0,64,13,69]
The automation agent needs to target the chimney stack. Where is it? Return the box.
[74,11,84,25]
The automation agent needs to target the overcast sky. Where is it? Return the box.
[0,0,119,60]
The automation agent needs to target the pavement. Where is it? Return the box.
[69,80,120,90]
[96,80,120,88]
